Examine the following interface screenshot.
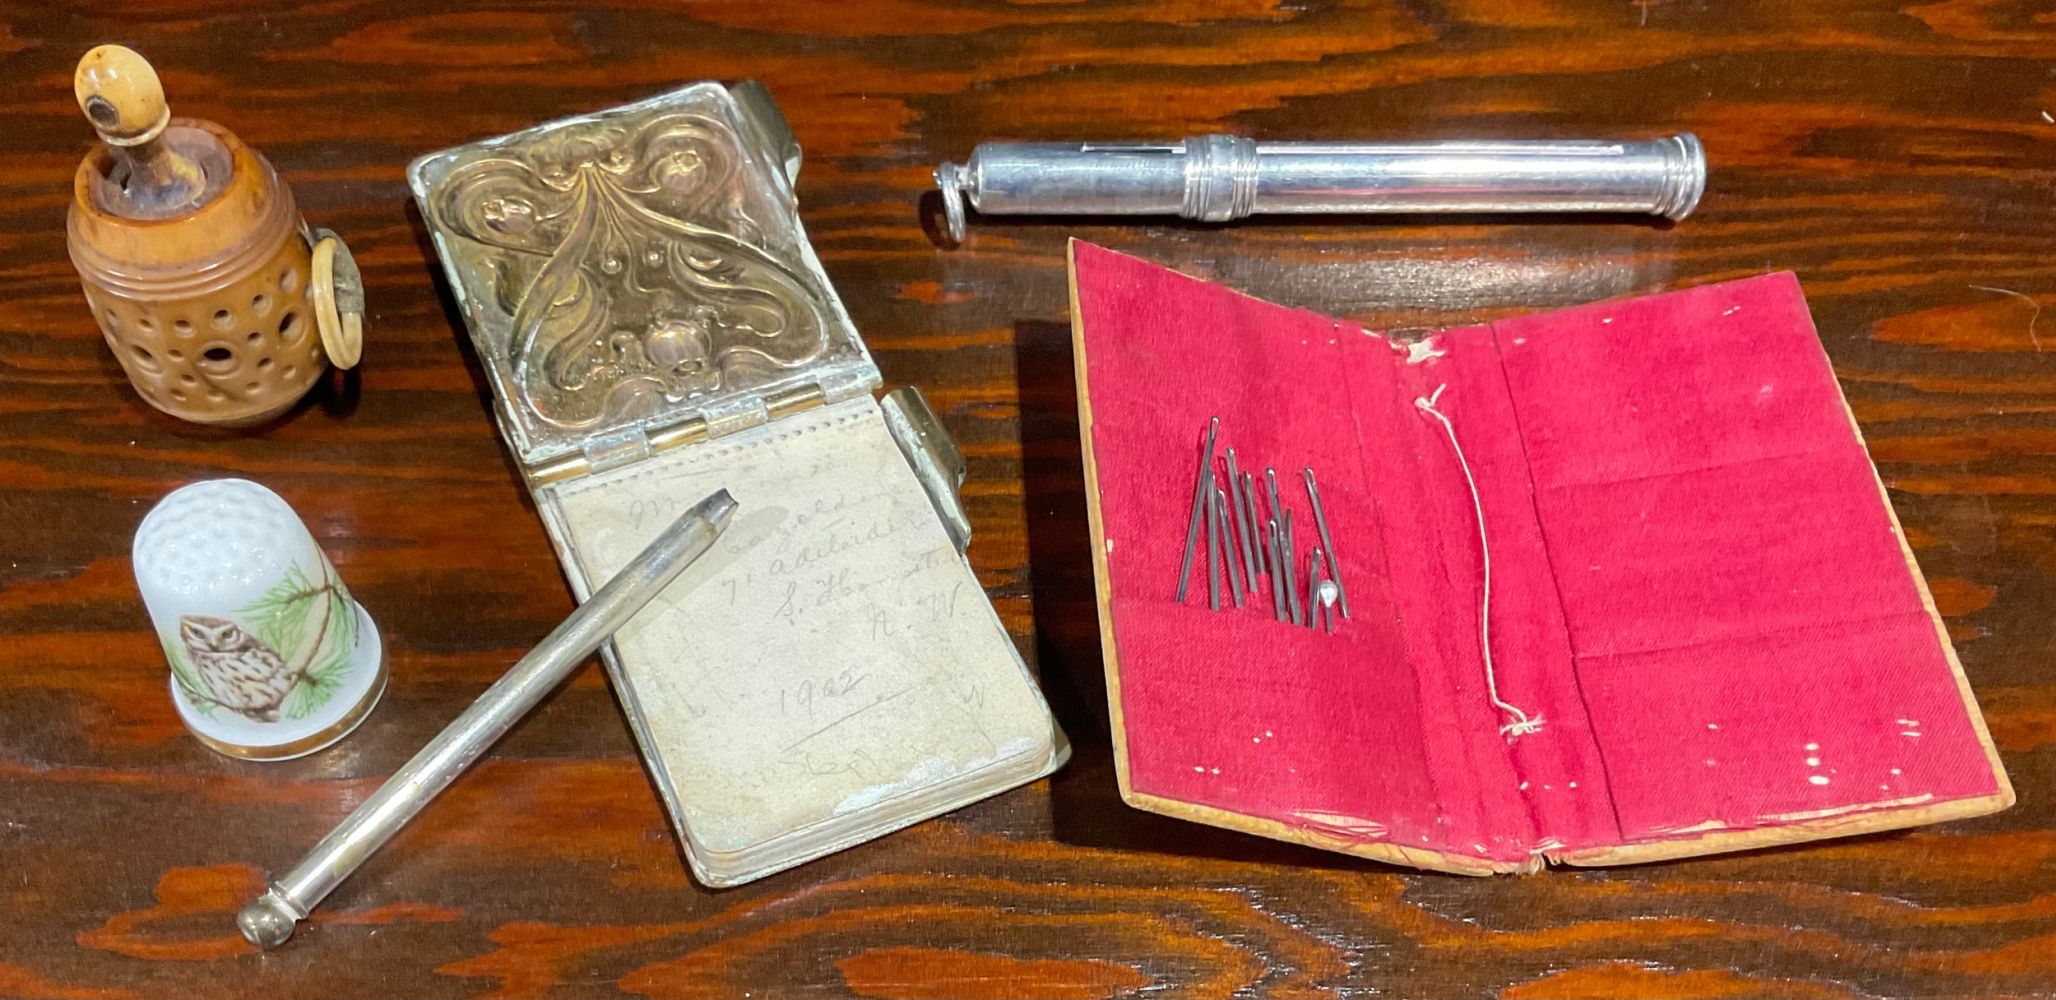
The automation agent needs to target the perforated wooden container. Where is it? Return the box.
[64,45,361,427]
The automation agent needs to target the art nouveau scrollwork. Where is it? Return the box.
[431,111,831,429]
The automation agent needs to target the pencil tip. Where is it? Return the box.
[702,489,738,529]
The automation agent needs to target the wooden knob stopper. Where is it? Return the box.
[75,44,169,147]
[73,44,207,217]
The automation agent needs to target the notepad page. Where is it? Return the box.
[549,396,1056,864]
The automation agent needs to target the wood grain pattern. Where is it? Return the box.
[0,1,2051,997]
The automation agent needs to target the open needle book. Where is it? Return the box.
[1069,241,2012,873]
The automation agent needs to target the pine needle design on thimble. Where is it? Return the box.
[169,560,357,724]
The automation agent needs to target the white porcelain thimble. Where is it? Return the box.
[132,479,386,760]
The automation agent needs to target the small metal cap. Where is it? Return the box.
[1657,133,1708,222]
[236,889,300,949]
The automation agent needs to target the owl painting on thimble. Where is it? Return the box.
[133,479,386,760]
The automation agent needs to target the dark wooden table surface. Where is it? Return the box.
[4,2,2054,998]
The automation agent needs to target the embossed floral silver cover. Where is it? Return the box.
[408,82,876,470]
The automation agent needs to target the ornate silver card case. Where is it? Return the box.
[409,81,868,475]
[408,83,1067,886]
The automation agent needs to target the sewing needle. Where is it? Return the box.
[1304,468,1350,619]
[1280,509,1301,626]
[1265,519,1285,621]
[1206,468,1223,611]
[1306,547,1324,631]
[1265,467,1284,530]
[1241,471,1265,584]
[1264,467,1287,597]
[1176,418,1218,603]
[1215,487,1242,608]
[1225,449,1255,591]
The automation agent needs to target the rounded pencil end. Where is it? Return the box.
[236,889,299,950]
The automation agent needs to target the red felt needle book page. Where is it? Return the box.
[1068,240,2013,874]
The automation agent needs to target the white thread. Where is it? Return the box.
[1414,384,1544,740]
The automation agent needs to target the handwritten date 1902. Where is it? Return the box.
[779,666,870,718]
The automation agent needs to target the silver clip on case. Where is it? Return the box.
[409,82,1067,886]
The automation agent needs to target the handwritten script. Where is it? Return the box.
[553,399,1053,859]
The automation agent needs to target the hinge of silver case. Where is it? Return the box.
[534,382,820,485]
[580,425,652,473]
